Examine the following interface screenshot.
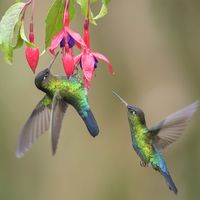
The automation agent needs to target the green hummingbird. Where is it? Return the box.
[16,53,99,157]
[113,91,199,194]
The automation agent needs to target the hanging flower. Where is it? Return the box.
[25,46,39,73]
[62,48,75,78]
[75,49,112,89]
[49,0,85,55]
[25,22,39,73]
[74,19,113,89]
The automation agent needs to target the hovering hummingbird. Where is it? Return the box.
[113,91,199,194]
[16,53,99,158]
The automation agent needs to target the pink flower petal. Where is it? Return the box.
[25,46,39,73]
[81,53,95,89]
[49,30,65,55]
[74,53,83,66]
[62,52,75,78]
[93,52,113,73]
[75,41,81,49]
[67,27,86,48]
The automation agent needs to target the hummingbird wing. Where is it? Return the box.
[50,92,68,155]
[16,95,52,158]
[149,101,199,150]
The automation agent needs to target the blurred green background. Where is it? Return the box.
[1,0,200,199]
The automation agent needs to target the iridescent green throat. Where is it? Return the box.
[128,114,154,162]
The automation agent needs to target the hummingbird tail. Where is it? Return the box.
[82,109,99,137]
[160,170,178,194]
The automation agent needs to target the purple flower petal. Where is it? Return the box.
[60,35,76,48]
[67,34,75,48]
[60,38,65,48]
[94,57,98,69]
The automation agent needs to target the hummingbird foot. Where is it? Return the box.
[140,160,148,167]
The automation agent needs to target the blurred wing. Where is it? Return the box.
[16,95,52,158]
[149,101,199,150]
[50,93,68,155]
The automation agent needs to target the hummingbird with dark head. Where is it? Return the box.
[16,53,99,157]
[113,91,199,194]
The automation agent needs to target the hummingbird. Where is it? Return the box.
[16,53,99,158]
[113,91,199,194]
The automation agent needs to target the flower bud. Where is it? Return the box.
[62,52,75,78]
[25,46,39,73]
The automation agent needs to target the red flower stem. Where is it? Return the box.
[29,0,35,42]
[30,22,33,32]
[87,0,91,20]
[31,0,35,24]
[84,0,90,29]
[21,0,35,43]
[83,0,91,48]
[21,0,35,31]
[64,0,69,26]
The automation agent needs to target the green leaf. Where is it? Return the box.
[89,10,97,25]
[0,2,25,64]
[68,0,76,21]
[45,0,65,49]
[76,0,110,24]
[76,0,96,16]
[13,21,36,49]
[76,0,88,16]
[13,20,23,49]
[93,0,111,20]
[76,0,97,25]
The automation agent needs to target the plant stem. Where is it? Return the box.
[30,0,35,32]
[21,0,32,21]
[64,0,69,26]
[84,0,90,29]
[87,0,90,20]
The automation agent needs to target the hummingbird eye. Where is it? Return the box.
[43,72,49,80]
[131,110,136,114]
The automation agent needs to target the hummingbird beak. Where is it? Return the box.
[48,51,59,71]
[112,91,128,107]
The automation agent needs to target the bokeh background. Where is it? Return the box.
[1,0,200,200]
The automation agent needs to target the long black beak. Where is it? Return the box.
[112,91,128,107]
[48,51,59,70]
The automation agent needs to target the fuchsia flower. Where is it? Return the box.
[62,48,75,78]
[75,19,113,89]
[25,24,39,73]
[25,46,39,73]
[49,0,112,84]
[49,0,85,55]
